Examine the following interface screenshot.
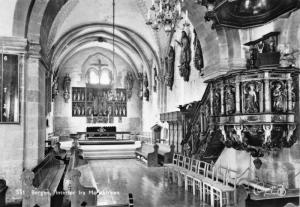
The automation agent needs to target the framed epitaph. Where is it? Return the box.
[0,54,20,123]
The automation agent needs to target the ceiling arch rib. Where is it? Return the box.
[53,30,144,63]
[51,31,145,74]
[49,23,160,71]
[58,41,140,78]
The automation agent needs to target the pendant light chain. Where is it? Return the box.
[113,0,115,68]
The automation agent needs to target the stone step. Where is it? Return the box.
[85,154,136,160]
[83,149,136,160]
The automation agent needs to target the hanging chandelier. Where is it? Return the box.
[146,0,185,33]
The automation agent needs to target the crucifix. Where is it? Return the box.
[91,59,108,69]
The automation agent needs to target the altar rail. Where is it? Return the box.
[77,131,131,140]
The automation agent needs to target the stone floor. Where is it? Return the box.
[88,159,208,207]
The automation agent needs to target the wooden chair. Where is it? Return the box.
[177,156,191,187]
[185,159,199,193]
[164,153,179,180]
[191,161,214,201]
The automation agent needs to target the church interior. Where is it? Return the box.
[1,0,300,206]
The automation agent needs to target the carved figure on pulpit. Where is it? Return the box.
[257,41,264,53]
[278,44,299,68]
[225,86,235,114]
[244,83,259,113]
[263,124,272,143]
[291,83,296,111]
[286,124,296,142]
[177,31,191,82]
[213,89,221,115]
[234,125,243,142]
[219,125,227,141]
[272,82,286,112]
[247,45,258,69]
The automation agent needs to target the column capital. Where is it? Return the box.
[27,40,41,59]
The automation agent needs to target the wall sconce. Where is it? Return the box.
[63,73,71,103]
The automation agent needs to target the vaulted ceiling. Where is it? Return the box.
[43,0,171,79]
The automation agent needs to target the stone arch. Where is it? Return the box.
[12,0,34,37]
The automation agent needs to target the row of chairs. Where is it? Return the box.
[164,153,238,207]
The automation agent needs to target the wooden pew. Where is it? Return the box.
[135,143,159,167]
[21,152,66,207]
[0,179,8,207]
[64,146,98,207]
[157,144,175,164]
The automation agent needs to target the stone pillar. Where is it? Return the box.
[24,41,46,169]
[287,74,293,112]
[264,72,271,113]
[235,76,241,114]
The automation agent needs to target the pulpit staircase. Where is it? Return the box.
[201,130,225,163]
[182,84,225,164]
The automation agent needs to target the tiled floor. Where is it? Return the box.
[88,159,208,207]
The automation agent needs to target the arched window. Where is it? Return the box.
[99,68,112,86]
[86,68,100,85]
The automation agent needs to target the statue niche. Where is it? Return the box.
[177,31,191,82]
[193,29,204,76]
[271,81,287,113]
[166,46,175,90]
[243,82,261,113]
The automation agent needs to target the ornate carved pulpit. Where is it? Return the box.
[206,33,299,165]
